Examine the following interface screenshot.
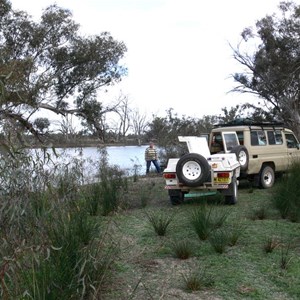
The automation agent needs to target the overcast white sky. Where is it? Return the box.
[11,0,285,120]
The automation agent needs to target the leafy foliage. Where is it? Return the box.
[0,1,127,146]
[146,108,218,164]
[231,1,300,134]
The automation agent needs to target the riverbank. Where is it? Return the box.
[30,138,147,149]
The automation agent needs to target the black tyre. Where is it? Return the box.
[176,153,210,187]
[231,146,249,171]
[224,174,238,205]
[168,189,184,205]
[259,165,275,189]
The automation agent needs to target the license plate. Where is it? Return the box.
[214,178,230,184]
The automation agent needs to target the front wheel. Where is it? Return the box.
[260,165,275,189]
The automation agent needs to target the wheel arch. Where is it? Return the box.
[260,161,276,172]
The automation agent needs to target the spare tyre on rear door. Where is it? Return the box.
[231,145,249,171]
[176,153,210,187]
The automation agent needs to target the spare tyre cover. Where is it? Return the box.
[176,153,210,187]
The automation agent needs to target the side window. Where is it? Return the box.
[285,133,299,148]
[251,131,259,145]
[237,131,244,145]
[267,130,283,145]
[251,130,266,146]
[275,130,283,145]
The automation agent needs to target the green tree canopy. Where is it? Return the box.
[232,1,300,135]
[0,0,127,145]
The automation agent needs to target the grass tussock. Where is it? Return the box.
[209,229,229,254]
[272,161,300,222]
[263,235,280,253]
[182,269,214,292]
[145,210,174,236]
[190,205,230,241]
[171,239,193,259]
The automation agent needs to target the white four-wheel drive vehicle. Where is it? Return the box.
[163,135,241,205]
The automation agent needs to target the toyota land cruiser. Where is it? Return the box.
[209,120,300,188]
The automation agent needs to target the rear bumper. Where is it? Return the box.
[164,183,229,191]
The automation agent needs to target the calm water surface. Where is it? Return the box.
[55,145,148,177]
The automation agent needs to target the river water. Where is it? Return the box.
[54,145,149,177]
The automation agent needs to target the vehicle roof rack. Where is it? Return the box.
[213,118,285,128]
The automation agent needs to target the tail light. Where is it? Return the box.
[163,173,176,179]
[217,172,230,178]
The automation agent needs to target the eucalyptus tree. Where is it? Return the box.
[0,0,127,148]
[231,1,300,135]
[217,104,275,124]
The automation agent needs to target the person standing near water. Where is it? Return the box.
[145,141,161,174]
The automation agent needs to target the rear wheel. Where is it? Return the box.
[224,174,238,205]
[260,165,275,188]
[168,189,184,205]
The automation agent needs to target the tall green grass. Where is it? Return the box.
[0,146,122,299]
[190,205,230,240]
[272,161,300,222]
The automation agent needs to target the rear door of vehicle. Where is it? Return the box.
[221,132,240,153]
